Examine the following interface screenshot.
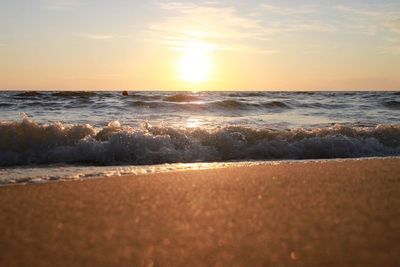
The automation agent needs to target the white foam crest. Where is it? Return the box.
[0,117,399,166]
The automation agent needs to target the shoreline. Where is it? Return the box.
[1,157,400,266]
[1,156,400,186]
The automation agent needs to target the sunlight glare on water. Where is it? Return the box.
[186,117,205,128]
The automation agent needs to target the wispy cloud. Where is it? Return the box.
[74,32,116,40]
[386,18,400,33]
[148,2,276,53]
[256,3,334,33]
[334,5,384,18]
[45,0,82,10]
[327,4,400,56]
[149,1,400,56]
[334,4,400,35]
[381,37,400,55]
[149,2,338,54]
[259,3,319,16]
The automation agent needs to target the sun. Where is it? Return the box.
[179,53,211,83]
[178,40,213,83]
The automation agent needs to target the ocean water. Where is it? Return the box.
[0,91,399,184]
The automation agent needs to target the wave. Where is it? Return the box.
[213,100,290,109]
[262,101,291,109]
[0,116,399,166]
[383,100,400,109]
[52,91,97,97]
[292,91,316,95]
[128,100,170,109]
[125,93,163,100]
[227,92,266,97]
[163,94,200,102]
[125,99,291,111]
[212,100,248,109]
[15,91,42,97]
[0,103,13,107]
[297,102,349,109]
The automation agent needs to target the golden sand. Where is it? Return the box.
[1,158,399,267]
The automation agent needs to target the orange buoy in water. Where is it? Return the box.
[122,91,128,96]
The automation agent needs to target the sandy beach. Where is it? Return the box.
[1,158,399,267]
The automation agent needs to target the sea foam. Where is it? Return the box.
[0,116,399,166]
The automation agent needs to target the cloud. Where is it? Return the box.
[259,3,319,16]
[333,4,400,35]
[148,2,274,53]
[148,2,335,54]
[74,32,116,40]
[149,1,400,55]
[45,0,82,10]
[387,18,400,33]
[334,5,384,18]
[154,3,266,40]
[381,37,400,55]
[332,4,400,55]
[255,3,335,33]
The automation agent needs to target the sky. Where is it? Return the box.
[0,0,399,91]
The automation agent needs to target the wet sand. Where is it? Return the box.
[1,158,400,267]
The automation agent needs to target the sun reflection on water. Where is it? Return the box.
[186,118,205,128]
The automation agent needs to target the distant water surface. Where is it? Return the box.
[1,91,399,128]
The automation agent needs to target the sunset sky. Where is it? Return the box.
[0,0,399,90]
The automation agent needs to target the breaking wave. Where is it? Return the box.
[0,116,399,166]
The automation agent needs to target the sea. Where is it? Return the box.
[0,90,399,185]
